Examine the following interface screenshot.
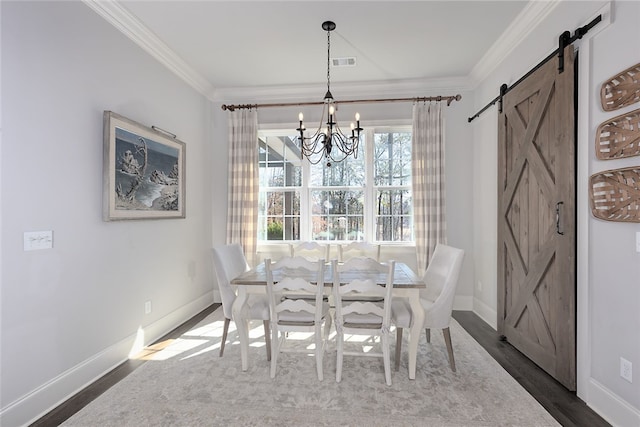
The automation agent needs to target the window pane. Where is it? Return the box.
[309,140,365,186]
[374,132,412,186]
[259,135,302,187]
[258,190,300,240]
[376,215,412,241]
[310,189,364,241]
[375,189,412,241]
[264,192,283,216]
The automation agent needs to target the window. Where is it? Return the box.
[258,135,301,241]
[258,126,412,243]
[373,131,412,242]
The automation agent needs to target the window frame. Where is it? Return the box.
[370,127,413,243]
[257,131,303,242]
[257,121,413,245]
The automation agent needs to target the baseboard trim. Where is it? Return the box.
[472,297,497,330]
[587,378,640,427]
[0,293,213,427]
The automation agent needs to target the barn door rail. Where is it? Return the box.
[468,15,601,123]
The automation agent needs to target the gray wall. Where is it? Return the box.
[1,2,214,425]
[471,1,640,425]
[2,1,639,426]
[587,0,640,418]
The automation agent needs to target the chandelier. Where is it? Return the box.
[296,21,362,167]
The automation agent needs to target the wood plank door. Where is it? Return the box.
[497,49,576,390]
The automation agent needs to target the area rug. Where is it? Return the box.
[62,307,559,426]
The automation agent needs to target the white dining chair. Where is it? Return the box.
[338,241,381,262]
[289,241,330,261]
[287,242,331,301]
[332,258,395,386]
[266,256,331,380]
[338,242,384,302]
[212,243,271,360]
[392,244,464,371]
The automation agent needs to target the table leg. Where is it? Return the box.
[407,291,423,380]
[232,285,249,371]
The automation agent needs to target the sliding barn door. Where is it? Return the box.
[497,50,576,390]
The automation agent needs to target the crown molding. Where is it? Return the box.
[468,0,561,88]
[82,0,215,99]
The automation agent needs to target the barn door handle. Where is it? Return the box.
[556,202,565,235]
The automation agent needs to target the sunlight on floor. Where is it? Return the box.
[129,318,270,361]
[129,315,385,361]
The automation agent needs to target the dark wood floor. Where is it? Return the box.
[32,306,609,427]
[452,311,610,427]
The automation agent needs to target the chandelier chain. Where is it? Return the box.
[326,29,331,97]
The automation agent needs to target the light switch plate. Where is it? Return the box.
[24,231,53,251]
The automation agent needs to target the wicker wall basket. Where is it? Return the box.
[595,108,640,159]
[600,62,640,112]
[589,167,640,222]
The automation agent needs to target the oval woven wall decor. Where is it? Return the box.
[600,62,640,111]
[589,167,640,222]
[595,108,640,159]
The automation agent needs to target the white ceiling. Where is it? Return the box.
[93,1,537,99]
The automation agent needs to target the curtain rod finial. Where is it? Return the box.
[447,94,463,106]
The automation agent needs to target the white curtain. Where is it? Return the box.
[226,109,258,266]
[412,102,446,274]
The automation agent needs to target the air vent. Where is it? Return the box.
[331,57,357,67]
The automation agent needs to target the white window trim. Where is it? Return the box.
[258,120,414,245]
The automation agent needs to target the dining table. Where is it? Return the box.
[230,260,425,380]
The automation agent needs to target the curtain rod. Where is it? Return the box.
[221,94,462,111]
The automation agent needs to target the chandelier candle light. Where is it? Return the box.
[296,21,362,167]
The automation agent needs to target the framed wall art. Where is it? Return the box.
[103,111,186,220]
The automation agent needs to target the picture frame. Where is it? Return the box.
[103,111,186,220]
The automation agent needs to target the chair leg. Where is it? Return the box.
[426,328,431,343]
[395,328,403,371]
[263,320,272,362]
[220,317,231,357]
[442,327,456,372]
[382,333,391,386]
[336,332,344,383]
[270,326,279,379]
[315,324,324,381]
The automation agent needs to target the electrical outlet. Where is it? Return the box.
[477,281,483,291]
[620,357,632,383]
[145,300,152,315]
